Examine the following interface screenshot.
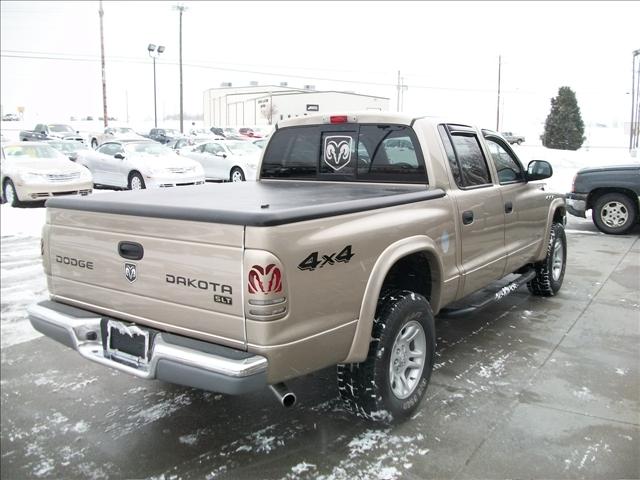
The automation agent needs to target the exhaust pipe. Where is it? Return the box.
[269,383,296,408]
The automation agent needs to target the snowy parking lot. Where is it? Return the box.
[1,195,638,479]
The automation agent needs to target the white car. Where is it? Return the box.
[179,140,261,182]
[77,140,205,190]
[87,127,146,149]
[1,142,93,207]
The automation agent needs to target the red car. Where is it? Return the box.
[238,127,262,138]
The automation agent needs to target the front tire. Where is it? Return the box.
[128,172,146,190]
[592,193,637,235]
[3,179,23,207]
[528,222,566,296]
[337,290,436,422]
[230,167,245,182]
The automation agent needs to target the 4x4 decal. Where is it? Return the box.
[298,245,355,272]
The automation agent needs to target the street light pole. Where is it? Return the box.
[496,54,502,132]
[174,4,188,134]
[148,44,165,128]
[99,0,108,128]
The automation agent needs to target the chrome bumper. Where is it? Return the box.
[566,193,587,218]
[28,300,267,394]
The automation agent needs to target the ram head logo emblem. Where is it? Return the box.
[124,263,137,283]
[248,264,282,294]
[324,136,353,171]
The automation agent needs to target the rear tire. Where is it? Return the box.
[337,290,435,423]
[527,222,566,296]
[592,193,636,235]
[128,172,146,190]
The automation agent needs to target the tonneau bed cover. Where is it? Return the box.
[46,181,445,226]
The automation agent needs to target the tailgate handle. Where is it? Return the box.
[118,241,144,260]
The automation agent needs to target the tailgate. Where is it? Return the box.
[44,208,246,349]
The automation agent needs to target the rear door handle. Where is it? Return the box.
[118,241,144,260]
[505,201,513,214]
[462,210,474,225]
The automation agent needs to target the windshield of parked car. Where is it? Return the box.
[124,142,172,156]
[3,144,66,159]
[225,140,260,156]
[47,141,86,153]
[48,124,75,133]
[115,128,136,134]
[163,129,180,137]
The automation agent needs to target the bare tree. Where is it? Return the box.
[261,104,279,125]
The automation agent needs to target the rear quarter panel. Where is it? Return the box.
[244,196,459,379]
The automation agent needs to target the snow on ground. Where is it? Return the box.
[1,204,47,239]
[0,204,48,348]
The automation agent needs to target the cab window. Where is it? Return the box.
[484,137,525,184]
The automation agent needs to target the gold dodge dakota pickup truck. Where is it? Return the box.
[28,112,566,422]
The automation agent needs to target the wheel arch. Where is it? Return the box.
[587,187,639,216]
[534,198,566,262]
[342,235,443,364]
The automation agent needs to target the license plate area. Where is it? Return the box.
[103,319,151,368]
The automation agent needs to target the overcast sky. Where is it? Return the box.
[1,1,638,132]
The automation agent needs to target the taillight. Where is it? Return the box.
[244,251,288,321]
[330,115,348,124]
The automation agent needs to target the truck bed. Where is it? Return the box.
[46,181,445,226]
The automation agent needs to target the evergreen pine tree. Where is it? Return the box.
[540,86,586,150]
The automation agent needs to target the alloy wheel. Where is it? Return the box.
[388,320,427,400]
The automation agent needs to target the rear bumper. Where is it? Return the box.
[27,300,267,395]
[566,193,588,218]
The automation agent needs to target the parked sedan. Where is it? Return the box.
[47,139,93,162]
[1,142,93,207]
[76,140,205,190]
[179,140,261,182]
[87,126,146,149]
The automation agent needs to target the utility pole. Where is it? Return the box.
[396,70,401,112]
[174,4,188,133]
[99,0,108,128]
[630,49,640,152]
[496,54,502,132]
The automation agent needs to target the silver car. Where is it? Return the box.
[179,140,261,182]
[77,140,205,190]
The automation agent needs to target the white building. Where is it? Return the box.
[203,84,389,127]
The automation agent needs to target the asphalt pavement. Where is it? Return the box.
[1,216,639,479]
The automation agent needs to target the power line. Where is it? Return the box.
[0,51,500,93]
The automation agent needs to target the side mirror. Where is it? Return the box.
[69,153,78,162]
[215,152,227,158]
[114,153,125,160]
[526,160,553,181]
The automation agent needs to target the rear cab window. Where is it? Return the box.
[261,123,428,184]
[438,124,493,189]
